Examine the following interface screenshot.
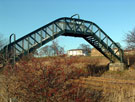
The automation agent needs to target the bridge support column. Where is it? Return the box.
[109,63,126,71]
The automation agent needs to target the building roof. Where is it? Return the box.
[68,49,84,51]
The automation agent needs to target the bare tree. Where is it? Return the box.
[78,43,91,54]
[0,34,5,50]
[39,40,65,57]
[49,40,64,56]
[39,45,52,57]
[0,34,7,67]
[50,40,59,56]
[124,28,135,49]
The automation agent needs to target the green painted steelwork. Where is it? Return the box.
[1,17,124,63]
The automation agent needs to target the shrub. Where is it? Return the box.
[3,57,94,102]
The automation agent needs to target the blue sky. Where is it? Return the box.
[0,0,135,51]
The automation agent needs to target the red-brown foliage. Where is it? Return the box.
[3,56,101,102]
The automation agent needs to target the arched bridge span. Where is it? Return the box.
[2,17,124,63]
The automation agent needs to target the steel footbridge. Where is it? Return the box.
[1,17,124,64]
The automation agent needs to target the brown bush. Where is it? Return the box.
[3,57,98,102]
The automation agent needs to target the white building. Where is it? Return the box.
[67,49,87,56]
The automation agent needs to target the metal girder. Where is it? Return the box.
[16,43,26,52]
[54,22,63,31]
[30,35,39,44]
[42,29,51,37]
[1,17,124,63]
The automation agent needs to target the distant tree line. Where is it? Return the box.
[35,40,65,57]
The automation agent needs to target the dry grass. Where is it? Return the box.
[101,68,135,80]
[70,76,135,102]
[34,56,109,76]
[1,56,105,102]
[1,55,135,102]
[0,75,7,102]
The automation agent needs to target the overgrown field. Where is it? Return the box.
[0,55,135,102]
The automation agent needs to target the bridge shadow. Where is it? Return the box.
[86,64,109,77]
